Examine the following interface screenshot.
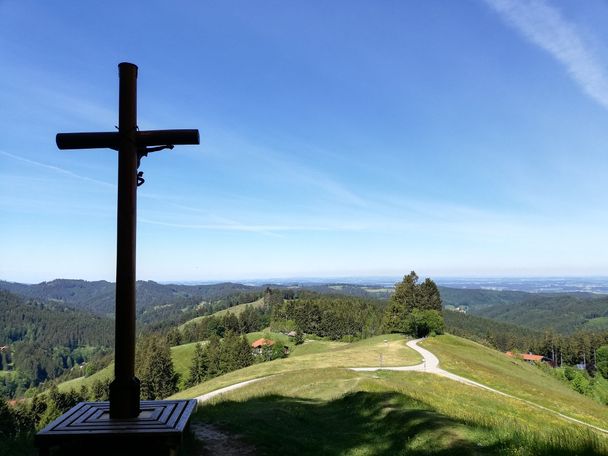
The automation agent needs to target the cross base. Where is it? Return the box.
[109,376,141,418]
[35,399,197,456]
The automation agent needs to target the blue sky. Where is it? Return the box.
[2,0,608,283]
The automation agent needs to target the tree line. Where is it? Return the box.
[188,331,255,387]
[177,303,272,345]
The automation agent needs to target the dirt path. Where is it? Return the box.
[194,377,268,403]
[190,377,271,455]
[189,422,256,456]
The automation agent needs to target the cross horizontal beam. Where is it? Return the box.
[56,129,200,150]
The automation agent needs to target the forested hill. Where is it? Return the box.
[0,289,115,391]
[0,289,113,348]
[439,287,530,311]
[3,278,608,333]
[0,279,262,322]
[475,293,608,333]
[440,286,608,333]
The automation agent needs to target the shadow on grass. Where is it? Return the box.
[194,391,606,456]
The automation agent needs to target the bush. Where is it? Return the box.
[405,309,445,338]
[571,371,591,395]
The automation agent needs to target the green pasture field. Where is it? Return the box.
[421,334,608,429]
[192,367,608,455]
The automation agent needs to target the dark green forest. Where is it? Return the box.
[0,290,113,397]
[474,293,608,333]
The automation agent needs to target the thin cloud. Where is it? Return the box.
[138,216,368,234]
[0,150,115,189]
[484,0,608,109]
[199,128,369,208]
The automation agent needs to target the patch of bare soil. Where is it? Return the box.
[190,422,257,456]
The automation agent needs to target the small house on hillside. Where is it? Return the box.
[506,351,555,367]
[251,338,275,355]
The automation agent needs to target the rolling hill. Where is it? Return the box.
[178,334,608,455]
[179,297,266,330]
[0,279,263,325]
[474,293,608,333]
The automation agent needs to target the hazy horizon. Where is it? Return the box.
[5,274,608,288]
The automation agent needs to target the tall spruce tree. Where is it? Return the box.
[206,334,222,378]
[383,271,418,332]
[220,330,241,373]
[418,278,442,311]
[135,336,178,400]
[223,312,240,334]
[393,271,419,313]
[383,271,443,334]
[188,342,209,387]
[237,335,254,368]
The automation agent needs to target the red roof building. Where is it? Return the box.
[251,338,275,349]
[505,351,551,364]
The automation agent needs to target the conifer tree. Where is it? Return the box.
[136,336,178,400]
[418,278,442,311]
[223,312,240,334]
[393,271,419,313]
[188,342,209,387]
[383,271,444,335]
[206,334,222,378]
[220,330,241,373]
[238,335,254,368]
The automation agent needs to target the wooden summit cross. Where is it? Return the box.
[35,63,198,455]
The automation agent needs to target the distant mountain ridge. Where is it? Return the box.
[3,278,608,333]
[0,279,262,324]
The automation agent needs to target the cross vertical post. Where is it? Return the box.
[41,62,200,453]
[109,62,140,419]
[53,62,199,422]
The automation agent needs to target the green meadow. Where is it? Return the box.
[177,334,608,455]
[178,297,266,330]
[192,368,608,455]
[56,332,608,454]
[59,333,419,394]
[421,335,608,429]
[172,334,421,399]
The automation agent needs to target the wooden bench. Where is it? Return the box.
[35,399,197,455]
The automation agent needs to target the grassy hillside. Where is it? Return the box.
[58,333,418,393]
[58,341,203,392]
[421,334,608,429]
[583,316,608,332]
[172,334,421,399]
[57,364,113,392]
[56,333,608,453]
[178,335,608,432]
[191,368,608,455]
[179,297,266,329]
